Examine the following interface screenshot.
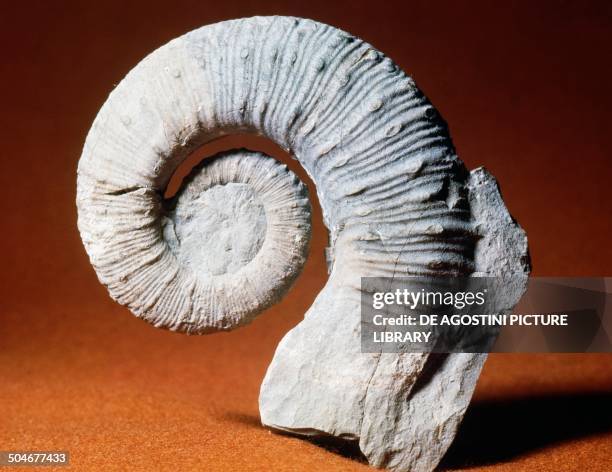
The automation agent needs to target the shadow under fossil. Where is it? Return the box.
[223,411,368,463]
[440,391,612,469]
[224,391,612,469]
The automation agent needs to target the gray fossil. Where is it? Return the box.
[77,16,529,472]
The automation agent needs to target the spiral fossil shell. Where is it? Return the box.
[78,147,310,332]
[77,16,529,472]
[164,150,310,331]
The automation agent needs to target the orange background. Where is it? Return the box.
[1,1,611,471]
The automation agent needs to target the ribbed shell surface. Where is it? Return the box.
[77,16,475,333]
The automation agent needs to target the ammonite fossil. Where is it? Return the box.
[77,16,529,472]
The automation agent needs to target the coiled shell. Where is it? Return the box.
[77,16,529,472]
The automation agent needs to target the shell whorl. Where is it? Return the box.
[77,16,475,334]
[163,150,310,331]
